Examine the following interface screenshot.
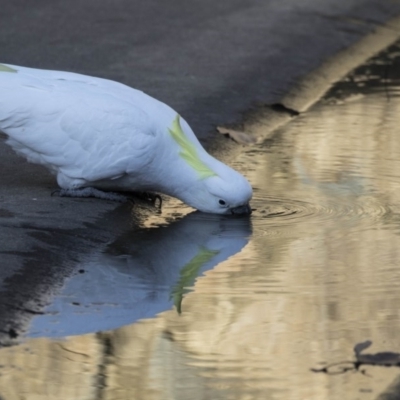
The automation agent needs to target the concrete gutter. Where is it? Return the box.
[212,14,400,160]
[1,0,400,344]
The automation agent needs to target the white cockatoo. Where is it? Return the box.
[0,64,252,214]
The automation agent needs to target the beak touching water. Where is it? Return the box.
[230,203,252,215]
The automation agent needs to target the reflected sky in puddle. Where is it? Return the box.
[2,43,400,400]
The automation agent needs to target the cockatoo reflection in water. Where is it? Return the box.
[0,64,252,215]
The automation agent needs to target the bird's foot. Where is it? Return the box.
[135,192,163,210]
[52,187,162,210]
[54,187,128,202]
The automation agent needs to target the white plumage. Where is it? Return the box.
[0,64,252,214]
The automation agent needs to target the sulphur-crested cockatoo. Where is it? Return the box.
[0,64,252,214]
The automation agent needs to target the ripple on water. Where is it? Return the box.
[250,195,393,232]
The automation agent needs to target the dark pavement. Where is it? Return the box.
[1,0,400,343]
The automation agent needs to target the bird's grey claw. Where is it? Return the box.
[153,194,162,210]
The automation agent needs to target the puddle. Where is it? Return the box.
[28,212,252,337]
[2,42,400,399]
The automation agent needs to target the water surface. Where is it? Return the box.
[2,43,400,399]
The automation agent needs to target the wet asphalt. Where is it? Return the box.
[1,0,400,343]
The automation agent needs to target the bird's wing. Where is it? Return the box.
[0,65,160,184]
[57,97,157,182]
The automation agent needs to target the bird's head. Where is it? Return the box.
[179,165,253,215]
[162,115,253,215]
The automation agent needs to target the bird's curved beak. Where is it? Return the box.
[230,203,252,215]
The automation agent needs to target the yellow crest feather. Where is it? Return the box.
[169,115,217,179]
[0,64,17,73]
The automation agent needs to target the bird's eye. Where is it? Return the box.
[219,200,226,206]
